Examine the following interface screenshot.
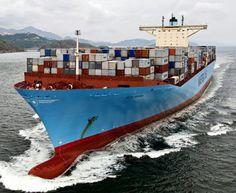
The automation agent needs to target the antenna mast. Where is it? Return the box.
[75,29,81,79]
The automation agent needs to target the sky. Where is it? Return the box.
[0,0,235,45]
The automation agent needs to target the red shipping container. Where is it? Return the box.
[139,67,150,76]
[82,54,89,62]
[44,61,53,68]
[51,61,57,68]
[57,68,64,75]
[155,64,168,73]
[141,49,149,58]
[117,70,125,76]
[38,65,44,73]
[90,49,97,53]
[135,49,142,58]
[82,69,89,75]
[188,57,195,65]
[169,48,176,56]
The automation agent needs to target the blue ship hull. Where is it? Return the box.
[16,61,215,179]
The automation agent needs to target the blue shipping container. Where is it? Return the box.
[115,50,121,57]
[63,54,70,62]
[169,62,175,68]
[45,49,51,57]
[102,49,109,54]
[121,57,127,61]
[128,49,136,57]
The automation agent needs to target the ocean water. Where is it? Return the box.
[0,48,235,193]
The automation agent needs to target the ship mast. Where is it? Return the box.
[75,29,81,79]
[139,15,207,47]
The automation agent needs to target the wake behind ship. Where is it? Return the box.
[15,15,216,179]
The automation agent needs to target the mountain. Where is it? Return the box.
[0,39,21,53]
[40,39,94,49]
[0,33,51,49]
[0,33,94,50]
[0,26,62,40]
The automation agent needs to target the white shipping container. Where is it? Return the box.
[40,49,45,57]
[69,62,76,69]
[82,62,89,69]
[102,61,109,69]
[151,48,169,58]
[33,58,39,65]
[56,49,62,56]
[180,74,185,81]
[89,69,96,75]
[108,70,116,76]
[170,76,180,84]
[169,55,175,62]
[102,69,109,76]
[155,72,168,80]
[175,55,183,62]
[117,61,125,70]
[125,68,132,75]
[58,61,64,68]
[44,68,50,74]
[139,59,151,68]
[175,62,184,68]
[38,58,44,65]
[95,69,102,76]
[95,54,108,62]
[32,65,38,72]
[150,66,155,74]
[144,73,155,80]
[68,48,75,55]
[191,65,195,74]
[108,61,117,70]
[109,49,115,56]
[125,59,132,68]
[154,57,168,65]
[131,68,139,76]
[89,54,96,62]
[57,54,64,61]
[51,68,57,74]
[175,48,186,56]
[121,50,128,57]
[169,68,175,76]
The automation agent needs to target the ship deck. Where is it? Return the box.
[14,60,215,90]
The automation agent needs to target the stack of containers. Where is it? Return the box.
[175,48,186,82]
[88,54,108,76]
[117,61,125,76]
[149,48,169,80]
[187,48,195,75]
[124,58,154,79]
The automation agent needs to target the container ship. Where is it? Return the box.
[15,15,216,179]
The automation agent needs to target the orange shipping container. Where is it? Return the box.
[90,49,97,53]
[169,48,176,56]
[139,67,150,76]
[141,49,149,58]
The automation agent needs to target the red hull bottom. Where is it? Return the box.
[29,79,212,179]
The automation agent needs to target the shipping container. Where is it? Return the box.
[155,72,168,80]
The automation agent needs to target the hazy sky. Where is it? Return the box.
[0,0,235,45]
